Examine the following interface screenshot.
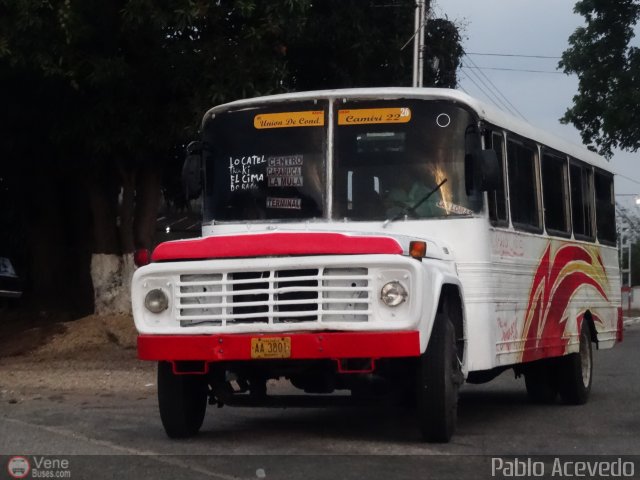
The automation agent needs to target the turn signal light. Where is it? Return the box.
[134,248,151,267]
[409,241,426,260]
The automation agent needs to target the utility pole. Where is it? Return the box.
[412,0,427,87]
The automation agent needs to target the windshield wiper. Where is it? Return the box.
[384,178,448,226]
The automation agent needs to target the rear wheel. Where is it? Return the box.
[416,313,463,443]
[558,322,593,404]
[157,361,208,438]
[524,360,558,404]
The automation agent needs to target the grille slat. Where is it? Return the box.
[179,297,371,310]
[178,309,374,322]
[177,285,372,298]
[178,267,371,326]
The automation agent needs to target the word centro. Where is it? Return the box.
[491,457,635,478]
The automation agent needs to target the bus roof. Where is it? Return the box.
[203,87,610,172]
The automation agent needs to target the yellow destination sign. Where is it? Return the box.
[338,107,411,125]
[254,111,324,129]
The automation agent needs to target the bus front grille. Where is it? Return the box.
[177,267,371,327]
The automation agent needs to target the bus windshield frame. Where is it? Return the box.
[201,98,483,224]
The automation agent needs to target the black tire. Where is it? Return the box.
[157,361,208,438]
[416,313,463,443]
[557,322,593,405]
[524,360,558,404]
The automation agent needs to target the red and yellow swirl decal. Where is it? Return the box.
[521,244,609,362]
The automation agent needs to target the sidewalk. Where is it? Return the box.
[623,316,640,326]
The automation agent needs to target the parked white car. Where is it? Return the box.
[0,256,22,300]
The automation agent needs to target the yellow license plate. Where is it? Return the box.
[251,337,291,359]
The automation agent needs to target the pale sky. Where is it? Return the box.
[436,0,640,204]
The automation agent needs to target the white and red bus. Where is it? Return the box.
[132,88,622,442]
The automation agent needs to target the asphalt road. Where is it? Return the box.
[1,324,639,480]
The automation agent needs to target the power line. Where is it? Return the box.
[458,70,511,115]
[462,66,564,74]
[457,72,488,101]
[456,82,470,95]
[616,172,640,186]
[466,52,562,59]
[459,64,512,114]
[462,54,528,121]
[428,3,527,121]
[461,62,518,117]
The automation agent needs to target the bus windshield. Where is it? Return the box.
[202,98,482,223]
[202,101,327,222]
[333,99,482,220]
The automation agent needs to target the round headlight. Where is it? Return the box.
[380,281,408,307]
[144,288,169,313]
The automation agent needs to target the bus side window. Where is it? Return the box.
[594,170,616,244]
[569,161,595,240]
[541,151,571,236]
[507,139,541,231]
[485,131,507,226]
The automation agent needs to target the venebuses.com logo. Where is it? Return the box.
[7,456,30,479]
[6,455,71,478]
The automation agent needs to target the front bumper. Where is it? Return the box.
[138,330,420,362]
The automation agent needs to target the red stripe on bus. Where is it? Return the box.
[617,307,624,343]
[151,232,403,261]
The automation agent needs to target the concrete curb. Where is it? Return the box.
[623,317,640,326]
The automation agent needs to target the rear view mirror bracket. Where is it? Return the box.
[182,141,203,200]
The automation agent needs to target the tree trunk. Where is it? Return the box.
[24,167,67,309]
[119,165,136,254]
[134,162,162,250]
[90,252,135,315]
[88,160,163,315]
[89,162,129,315]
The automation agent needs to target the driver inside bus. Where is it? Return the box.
[384,169,441,218]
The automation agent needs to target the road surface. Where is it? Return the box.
[1,324,639,479]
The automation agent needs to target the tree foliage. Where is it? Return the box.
[286,0,461,90]
[560,0,640,158]
[0,0,463,312]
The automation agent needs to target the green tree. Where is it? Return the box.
[287,0,462,90]
[0,0,463,315]
[560,0,640,158]
[0,0,311,313]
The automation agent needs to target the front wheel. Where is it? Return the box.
[416,313,463,443]
[157,361,208,438]
[557,322,593,405]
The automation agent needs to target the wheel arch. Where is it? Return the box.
[438,284,465,368]
[581,310,599,346]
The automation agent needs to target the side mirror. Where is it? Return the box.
[466,149,500,193]
[182,141,202,200]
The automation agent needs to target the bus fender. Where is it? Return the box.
[418,262,467,374]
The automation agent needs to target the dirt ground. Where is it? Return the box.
[0,314,155,404]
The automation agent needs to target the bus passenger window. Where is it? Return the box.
[541,152,570,235]
[486,132,507,226]
[507,140,541,230]
[570,162,594,239]
[594,170,616,244]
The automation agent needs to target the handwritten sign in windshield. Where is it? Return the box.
[338,107,411,125]
[254,111,324,129]
[228,155,266,192]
